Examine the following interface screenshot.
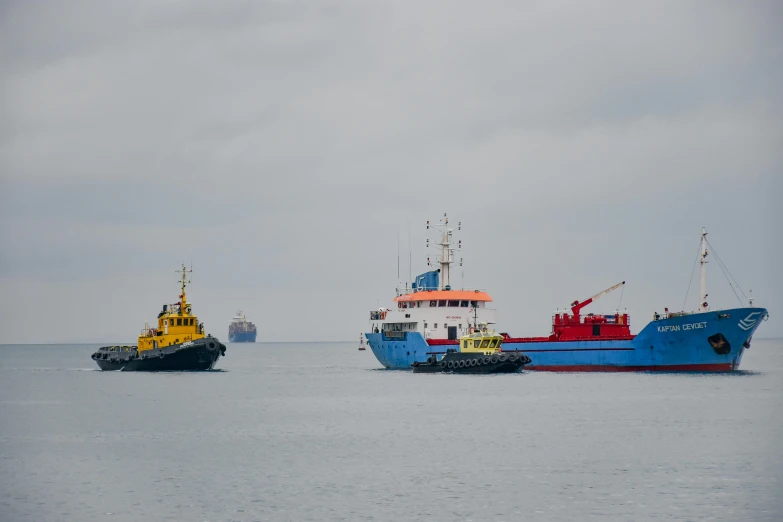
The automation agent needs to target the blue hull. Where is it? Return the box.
[366,307,768,371]
[228,332,256,343]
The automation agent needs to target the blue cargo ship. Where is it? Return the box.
[228,311,257,343]
[366,219,769,371]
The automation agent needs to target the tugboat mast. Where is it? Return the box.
[426,213,462,291]
[699,227,709,312]
[177,264,192,312]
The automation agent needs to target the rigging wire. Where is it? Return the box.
[713,255,744,306]
[706,238,748,300]
[681,239,702,311]
[705,237,747,306]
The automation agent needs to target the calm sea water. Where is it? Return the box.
[1,340,781,522]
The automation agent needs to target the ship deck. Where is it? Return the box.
[427,334,636,346]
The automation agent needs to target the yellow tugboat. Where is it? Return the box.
[90,265,226,371]
[412,323,531,374]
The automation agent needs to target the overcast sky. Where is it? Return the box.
[1,0,781,343]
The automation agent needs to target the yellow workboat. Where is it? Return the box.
[91,265,226,371]
[460,324,505,355]
[412,323,531,373]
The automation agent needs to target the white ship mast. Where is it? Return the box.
[699,227,709,312]
[426,213,462,291]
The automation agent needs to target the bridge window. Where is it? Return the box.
[489,340,497,348]
[460,301,468,307]
[480,340,489,348]
[438,300,447,307]
[448,300,459,307]
[429,301,436,307]
[424,322,428,328]
[433,323,438,329]
[463,340,468,349]
[471,301,478,307]
[474,340,481,349]
[177,318,182,326]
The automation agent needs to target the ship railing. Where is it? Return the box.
[398,286,489,295]
[140,328,158,337]
[653,310,692,321]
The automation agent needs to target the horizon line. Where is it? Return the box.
[0,340,359,346]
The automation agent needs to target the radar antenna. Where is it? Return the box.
[425,213,462,291]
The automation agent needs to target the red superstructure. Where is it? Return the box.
[550,310,632,340]
[549,281,632,340]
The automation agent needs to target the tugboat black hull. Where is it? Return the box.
[91,337,226,371]
[412,350,531,374]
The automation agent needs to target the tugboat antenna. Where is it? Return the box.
[176,263,192,309]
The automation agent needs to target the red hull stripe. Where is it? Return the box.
[526,363,734,372]
[426,337,636,346]
[519,347,634,353]
[504,336,635,343]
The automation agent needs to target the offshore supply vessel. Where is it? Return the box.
[228,311,257,342]
[365,217,768,372]
[91,265,226,371]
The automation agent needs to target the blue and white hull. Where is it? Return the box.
[366,308,768,371]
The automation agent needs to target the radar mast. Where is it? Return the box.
[425,213,462,291]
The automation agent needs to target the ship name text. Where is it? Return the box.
[657,321,707,333]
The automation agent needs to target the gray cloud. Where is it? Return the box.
[1,0,781,343]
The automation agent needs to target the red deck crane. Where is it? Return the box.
[570,281,626,322]
[548,281,631,340]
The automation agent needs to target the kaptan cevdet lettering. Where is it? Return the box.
[657,322,708,333]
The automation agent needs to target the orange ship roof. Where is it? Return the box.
[393,290,493,303]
